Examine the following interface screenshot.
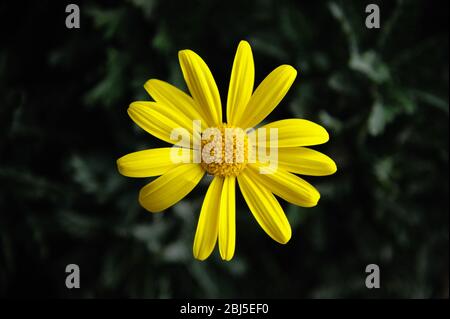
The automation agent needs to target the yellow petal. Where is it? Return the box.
[193,176,223,261]
[236,65,297,129]
[248,164,320,207]
[139,164,204,213]
[278,147,337,176]
[117,147,184,178]
[128,101,199,147]
[227,41,254,126]
[258,119,329,147]
[237,171,291,244]
[144,79,209,129]
[219,176,236,261]
[179,50,222,126]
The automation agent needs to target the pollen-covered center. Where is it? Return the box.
[200,123,248,177]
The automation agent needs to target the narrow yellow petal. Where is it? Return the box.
[248,164,320,207]
[117,147,185,178]
[128,101,199,147]
[237,171,291,244]
[219,176,236,261]
[178,50,222,126]
[258,119,329,147]
[193,176,223,261]
[236,65,297,129]
[139,164,204,213]
[278,147,337,176]
[227,41,254,125]
[144,79,209,129]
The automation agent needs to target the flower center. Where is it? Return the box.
[200,123,248,177]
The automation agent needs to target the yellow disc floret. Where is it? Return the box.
[200,123,248,177]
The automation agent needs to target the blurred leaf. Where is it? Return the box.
[84,48,129,108]
[368,100,386,136]
[349,51,390,84]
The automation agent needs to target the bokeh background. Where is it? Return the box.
[0,0,448,298]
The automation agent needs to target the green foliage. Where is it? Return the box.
[0,0,448,298]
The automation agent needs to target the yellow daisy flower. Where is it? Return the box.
[117,40,337,261]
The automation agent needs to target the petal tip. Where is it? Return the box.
[238,40,251,49]
[310,192,321,207]
[127,102,141,119]
[330,160,338,174]
[116,157,125,175]
[323,129,330,143]
[300,189,321,208]
[278,228,292,244]
[316,125,330,145]
[219,247,235,261]
[193,244,214,261]
[128,101,145,111]
[143,78,157,90]
[178,49,194,60]
[138,191,162,213]
[126,105,135,118]
[193,252,208,261]
[280,64,298,77]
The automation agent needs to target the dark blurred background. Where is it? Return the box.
[0,0,448,298]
